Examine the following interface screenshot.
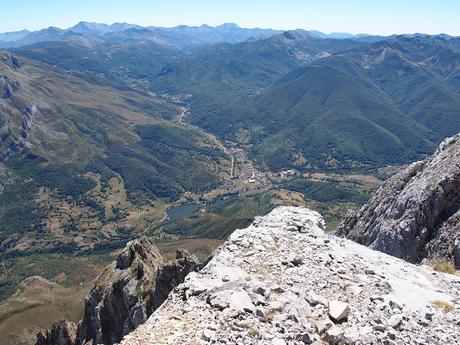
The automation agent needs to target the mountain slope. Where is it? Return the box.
[36,236,200,345]
[0,52,227,256]
[152,31,366,105]
[12,39,180,90]
[188,35,460,171]
[336,133,460,268]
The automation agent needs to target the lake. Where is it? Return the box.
[166,203,201,221]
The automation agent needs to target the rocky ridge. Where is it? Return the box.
[336,133,460,268]
[36,320,77,345]
[0,75,20,99]
[121,207,460,344]
[36,236,200,345]
[0,103,36,162]
[0,53,38,162]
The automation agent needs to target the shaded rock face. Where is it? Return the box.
[36,320,76,345]
[454,238,460,268]
[0,104,36,162]
[122,207,460,345]
[0,53,21,70]
[36,236,200,345]
[0,75,20,98]
[0,114,10,146]
[0,54,21,98]
[149,248,200,312]
[336,134,460,268]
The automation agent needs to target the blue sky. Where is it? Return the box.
[1,0,459,35]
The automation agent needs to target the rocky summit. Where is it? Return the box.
[336,133,460,268]
[121,207,460,344]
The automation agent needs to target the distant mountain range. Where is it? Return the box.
[2,21,455,50]
[0,22,280,48]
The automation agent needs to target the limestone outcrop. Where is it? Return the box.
[121,207,460,344]
[336,134,460,268]
[0,75,19,98]
[36,236,200,345]
[0,104,37,162]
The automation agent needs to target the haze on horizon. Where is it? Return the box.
[1,0,459,36]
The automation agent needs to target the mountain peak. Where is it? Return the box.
[217,23,240,29]
[121,206,460,344]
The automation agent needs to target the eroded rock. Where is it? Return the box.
[36,237,200,345]
[36,320,76,345]
[336,134,460,268]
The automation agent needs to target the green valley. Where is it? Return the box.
[1,20,460,345]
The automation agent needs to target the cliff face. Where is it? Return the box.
[36,236,200,345]
[36,320,76,345]
[336,134,460,268]
[122,207,460,345]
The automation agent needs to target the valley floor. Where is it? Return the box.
[0,104,383,344]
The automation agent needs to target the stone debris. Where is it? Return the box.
[120,206,460,344]
[328,301,349,322]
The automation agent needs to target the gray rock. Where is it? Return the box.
[306,292,328,306]
[272,338,286,345]
[202,328,216,341]
[294,332,313,344]
[187,277,221,296]
[454,238,460,269]
[314,318,333,335]
[38,237,200,345]
[290,255,303,266]
[36,320,76,345]
[249,290,266,306]
[87,207,459,345]
[336,134,460,268]
[252,282,270,297]
[373,323,386,332]
[255,307,265,318]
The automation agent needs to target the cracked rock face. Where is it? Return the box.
[121,206,460,345]
[336,133,460,268]
[36,236,200,345]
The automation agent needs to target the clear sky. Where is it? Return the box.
[1,0,459,36]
